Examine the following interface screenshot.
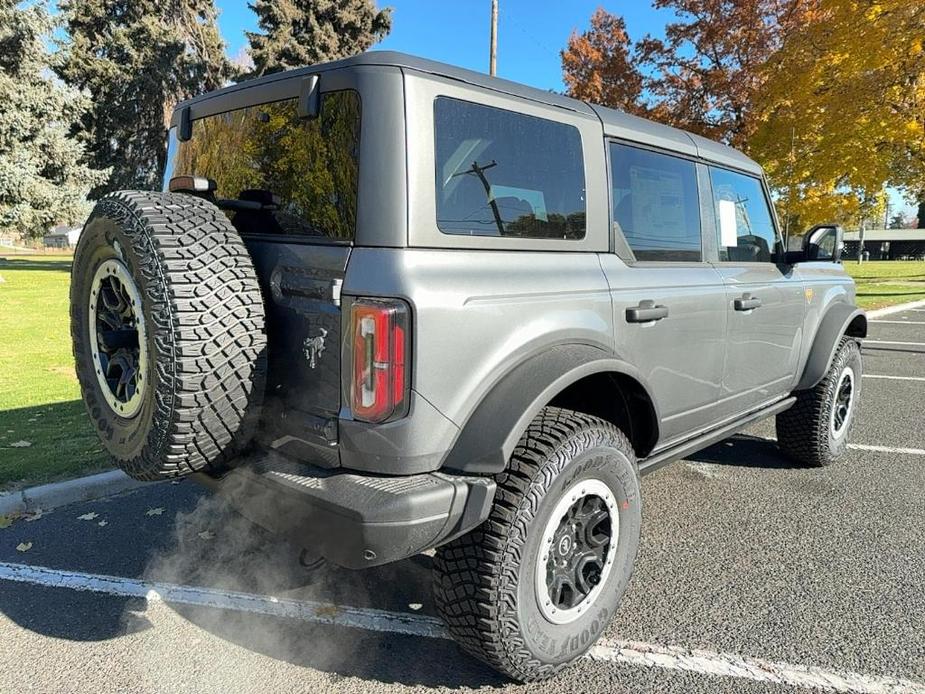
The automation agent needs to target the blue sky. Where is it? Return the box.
[216,0,674,91]
[215,1,914,220]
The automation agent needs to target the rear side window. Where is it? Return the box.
[434,97,586,240]
[710,167,779,263]
[165,90,360,240]
[609,143,701,262]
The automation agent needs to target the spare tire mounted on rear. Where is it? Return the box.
[70,191,267,480]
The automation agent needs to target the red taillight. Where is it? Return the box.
[350,298,410,423]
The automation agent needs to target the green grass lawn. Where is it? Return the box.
[843,260,925,310]
[0,255,109,491]
[0,254,923,491]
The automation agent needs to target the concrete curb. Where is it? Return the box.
[867,298,925,319]
[0,470,147,517]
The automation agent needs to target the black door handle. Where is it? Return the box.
[626,301,669,323]
[734,294,762,311]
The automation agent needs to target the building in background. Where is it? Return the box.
[843,229,925,261]
[42,225,82,248]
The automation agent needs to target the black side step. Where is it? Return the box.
[639,397,796,476]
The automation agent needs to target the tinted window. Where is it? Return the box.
[166,90,360,240]
[610,143,701,261]
[710,168,778,262]
[434,97,586,239]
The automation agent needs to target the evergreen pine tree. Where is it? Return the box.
[0,0,107,239]
[56,0,231,195]
[247,0,392,78]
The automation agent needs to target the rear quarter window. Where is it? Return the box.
[164,90,360,240]
[433,97,586,240]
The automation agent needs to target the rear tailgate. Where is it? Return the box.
[245,239,350,466]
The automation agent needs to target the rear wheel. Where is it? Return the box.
[776,337,862,466]
[433,407,641,682]
[71,191,267,480]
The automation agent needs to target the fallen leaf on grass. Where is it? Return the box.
[145,507,164,516]
[197,530,215,540]
[9,440,32,448]
[16,542,32,552]
[97,520,108,527]
[77,512,99,521]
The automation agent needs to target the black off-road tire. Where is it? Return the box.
[70,191,267,481]
[776,337,862,467]
[433,407,641,682]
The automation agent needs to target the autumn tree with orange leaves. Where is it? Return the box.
[561,9,646,116]
[562,1,925,230]
[563,1,812,148]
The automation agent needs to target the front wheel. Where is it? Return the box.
[432,407,641,682]
[776,337,862,466]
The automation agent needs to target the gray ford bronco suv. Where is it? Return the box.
[70,51,867,681]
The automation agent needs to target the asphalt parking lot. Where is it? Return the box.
[2,308,924,694]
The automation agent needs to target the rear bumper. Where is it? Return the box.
[193,456,495,569]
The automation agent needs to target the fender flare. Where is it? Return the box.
[795,303,867,391]
[440,344,660,474]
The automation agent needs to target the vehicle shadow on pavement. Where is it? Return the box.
[0,481,508,688]
[684,434,804,469]
[144,486,510,688]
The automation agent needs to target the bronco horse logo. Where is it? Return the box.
[303,328,328,369]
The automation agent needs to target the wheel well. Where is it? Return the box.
[548,372,659,458]
[845,313,867,338]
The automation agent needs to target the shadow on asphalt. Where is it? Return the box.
[148,485,508,688]
[0,480,507,688]
[684,433,805,469]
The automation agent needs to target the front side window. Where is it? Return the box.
[610,143,701,262]
[434,97,586,240]
[165,90,360,240]
[710,167,779,263]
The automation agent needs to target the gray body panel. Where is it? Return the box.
[166,51,863,490]
[598,256,728,443]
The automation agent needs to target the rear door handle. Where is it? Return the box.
[734,294,762,311]
[626,301,669,323]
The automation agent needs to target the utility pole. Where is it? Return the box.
[858,218,866,264]
[489,0,498,76]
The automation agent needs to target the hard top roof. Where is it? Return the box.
[174,50,763,176]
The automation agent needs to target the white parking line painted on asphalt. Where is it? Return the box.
[864,374,925,382]
[863,340,925,346]
[0,560,447,639]
[866,300,925,318]
[0,561,922,693]
[847,444,925,456]
[869,320,925,325]
[588,641,923,694]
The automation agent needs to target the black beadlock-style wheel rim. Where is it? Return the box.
[535,478,618,625]
[88,258,148,418]
[830,366,855,438]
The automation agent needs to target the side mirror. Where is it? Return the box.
[804,224,843,262]
[785,223,843,264]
